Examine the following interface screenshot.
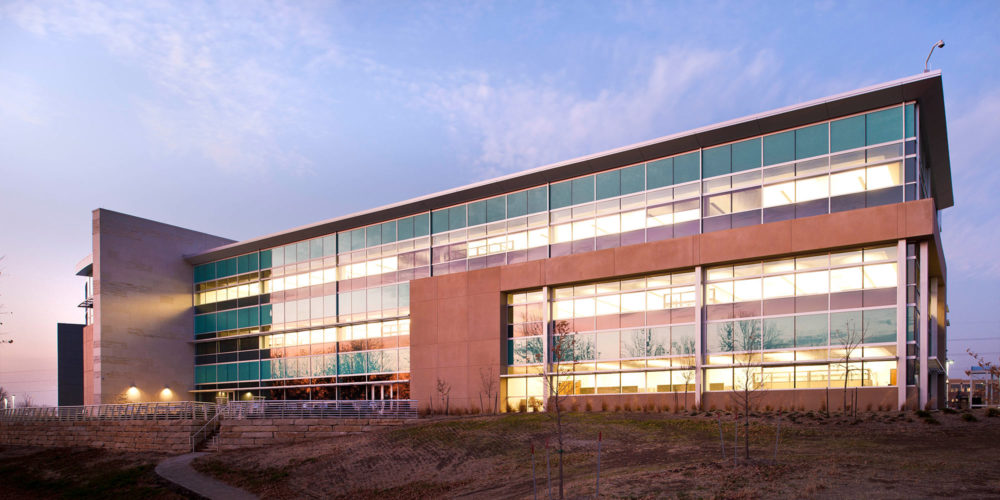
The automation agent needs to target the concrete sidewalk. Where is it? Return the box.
[156,452,257,500]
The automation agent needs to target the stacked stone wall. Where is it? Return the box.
[219,418,405,450]
[0,420,200,453]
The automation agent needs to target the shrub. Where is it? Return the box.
[961,413,977,422]
[942,407,957,414]
[570,401,579,412]
[614,404,622,412]
[623,403,632,412]
[585,401,593,412]
[601,401,608,412]
[987,408,1000,418]
[915,410,931,419]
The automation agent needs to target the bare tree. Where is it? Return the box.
[479,366,499,414]
[833,318,866,416]
[545,321,579,500]
[966,349,1000,407]
[435,378,451,415]
[719,316,768,460]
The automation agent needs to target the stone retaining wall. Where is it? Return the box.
[219,418,405,450]
[0,420,200,453]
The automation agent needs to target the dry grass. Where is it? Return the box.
[0,445,185,499]
[192,408,1000,499]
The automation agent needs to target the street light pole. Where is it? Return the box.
[924,40,945,72]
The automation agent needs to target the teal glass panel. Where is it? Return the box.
[381,221,396,244]
[237,308,250,328]
[703,144,731,178]
[283,245,296,265]
[795,123,828,159]
[763,316,794,349]
[646,158,673,189]
[467,200,487,226]
[322,235,336,256]
[527,186,548,213]
[620,164,644,194]
[397,216,414,240]
[413,213,430,237]
[430,209,447,233]
[216,310,228,331]
[195,313,216,335]
[259,250,271,270]
[350,228,365,250]
[221,363,237,382]
[366,225,381,247]
[448,205,467,231]
[830,310,862,345]
[338,233,351,252]
[507,191,527,218]
[247,252,259,271]
[238,361,251,381]
[596,170,620,200]
[194,264,215,283]
[904,104,915,138]
[763,131,795,166]
[248,306,259,327]
[831,115,865,153]
[795,313,828,347]
[296,242,309,262]
[550,180,572,210]
[506,339,514,366]
[571,176,594,205]
[863,307,896,343]
[732,138,761,172]
[310,239,323,259]
[866,107,903,145]
[674,152,700,184]
[195,366,216,384]
[486,196,506,223]
[237,255,249,274]
[259,360,272,379]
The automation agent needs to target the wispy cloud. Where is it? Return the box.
[417,47,784,178]
[1,0,335,174]
[0,71,50,125]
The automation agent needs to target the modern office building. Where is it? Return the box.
[71,72,951,411]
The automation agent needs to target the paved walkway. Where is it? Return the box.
[155,452,257,500]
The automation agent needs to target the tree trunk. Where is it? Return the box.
[557,405,564,499]
[744,389,751,460]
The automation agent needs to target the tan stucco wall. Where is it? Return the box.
[411,200,942,413]
[91,209,232,404]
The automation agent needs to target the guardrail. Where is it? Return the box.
[0,402,217,422]
[222,400,418,420]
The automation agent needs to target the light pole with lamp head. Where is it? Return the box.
[924,40,945,72]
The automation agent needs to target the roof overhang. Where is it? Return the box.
[75,254,93,277]
[187,71,951,265]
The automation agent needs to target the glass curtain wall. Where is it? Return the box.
[193,103,918,400]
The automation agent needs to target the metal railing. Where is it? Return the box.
[190,407,222,452]
[222,400,418,420]
[0,402,216,422]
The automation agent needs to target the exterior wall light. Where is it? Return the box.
[126,385,140,400]
[160,387,173,400]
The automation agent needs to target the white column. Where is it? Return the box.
[896,240,907,410]
[694,265,704,409]
[919,241,930,409]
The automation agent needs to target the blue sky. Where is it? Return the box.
[1,1,998,405]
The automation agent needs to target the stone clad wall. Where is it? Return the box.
[219,418,405,450]
[0,420,200,453]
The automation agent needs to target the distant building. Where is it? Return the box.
[68,72,951,411]
[56,322,85,406]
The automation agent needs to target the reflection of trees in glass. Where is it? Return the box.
[339,351,368,375]
[513,337,544,364]
[716,318,781,352]
[621,328,668,358]
[552,334,594,362]
[671,334,696,356]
